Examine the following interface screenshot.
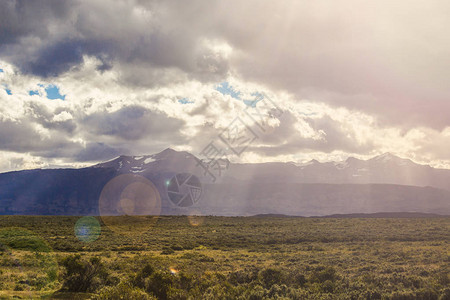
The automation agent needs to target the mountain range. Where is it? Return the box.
[0,148,449,216]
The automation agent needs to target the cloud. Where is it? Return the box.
[242,110,375,157]
[0,0,72,44]
[0,0,232,86]
[1,0,450,170]
[82,105,185,141]
[3,0,448,127]
[0,118,76,154]
[75,142,122,162]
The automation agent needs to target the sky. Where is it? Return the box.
[1,0,450,172]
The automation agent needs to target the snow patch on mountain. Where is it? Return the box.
[144,157,155,164]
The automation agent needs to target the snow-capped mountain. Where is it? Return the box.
[225,152,448,191]
[0,149,449,216]
[93,148,197,174]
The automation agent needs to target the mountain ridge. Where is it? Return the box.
[1,149,440,174]
[92,149,435,170]
[0,148,449,216]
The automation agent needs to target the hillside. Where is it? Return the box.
[0,149,449,216]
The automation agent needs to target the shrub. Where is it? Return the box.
[309,266,338,283]
[175,272,194,291]
[321,280,335,293]
[92,281,154,300]
[167,287,188,300]
[228,269,258,285]
[440,288,450,300]
[246,285,266,300]
[437,272,450,286]
[61,254,109,292]
[267,284,289,298]
[146,271,173,300]
[415,288,439,300]
[286,271,307,287]
[133,263,174,300]
[389,290,417,300]
[133,263,155,288]
[259,268,283,288]
[161,247,175,255]
[363,289,382,300]
[0,228,51,252]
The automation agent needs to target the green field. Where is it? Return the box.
[0,216,449,299]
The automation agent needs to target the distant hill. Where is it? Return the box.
[315,212,448,218]
[252,214,299,218]
[226,152,450,191]
[0,148,449,216]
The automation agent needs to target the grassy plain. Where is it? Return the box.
[0,216,448,299]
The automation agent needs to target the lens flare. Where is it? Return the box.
[167,173,202,207]
[99,174,161,235]
[74,216,101,242]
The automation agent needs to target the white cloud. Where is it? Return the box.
[1,1,450,171]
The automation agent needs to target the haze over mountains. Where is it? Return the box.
[0,148,449,216]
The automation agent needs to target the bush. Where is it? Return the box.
[92,281,154,300]
[61,254,110,292]
[146,271,173,300]
[175,272,195,291]
[321,280,335,293]
[246,285,266,300]
[287,271,307,287]
[309,266,338,283]
[167,287,188,300]
[133,263,174,300]
[415,288,439,300]
[267,284,289,298]
[259,268,283,288]
[161,247,175,255]
[363,289,382,300]
[0,228,51,252]
[133,263,155,288]
[440,288,450,300]
[390,290,417,300]
[228,269,258,285]
[437,272,450,286]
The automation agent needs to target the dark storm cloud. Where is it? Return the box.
[0,119,74,153]
[24,39,111,77]
[0,0,229,83]
[0,0,72,44]
[7,33,118,77]
[82,105,186,141]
